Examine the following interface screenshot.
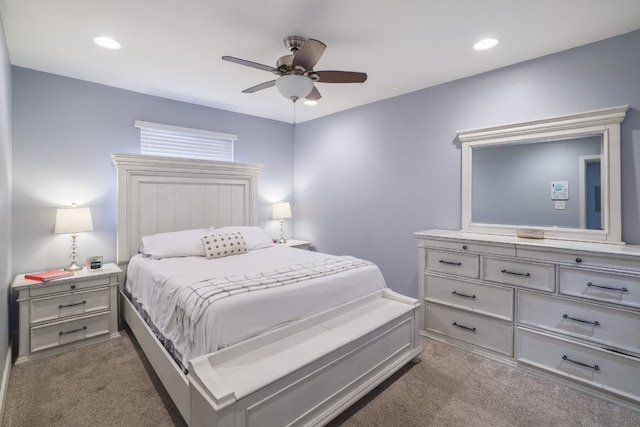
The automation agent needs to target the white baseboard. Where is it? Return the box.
[0,344,11,427]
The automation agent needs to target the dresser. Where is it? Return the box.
[415,229,640,409]
[13,264,121,363]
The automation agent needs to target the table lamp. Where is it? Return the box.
[272,201,292,244]
[55,205,94,271]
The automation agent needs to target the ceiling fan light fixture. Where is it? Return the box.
[304,99,318,106]
[276,75,314,101]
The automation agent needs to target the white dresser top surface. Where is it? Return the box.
[415,229,640,258]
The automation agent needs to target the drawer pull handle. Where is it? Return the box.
[562,314,600,326]
[70,284,76,290]
[562,355,600,371]
[452,291,476,299]
[452,322,476,332]
[59,326,87,336]
[439,260,462,266]
[501,269,530,277]
[586,282,628,293]
[58,300,87,309]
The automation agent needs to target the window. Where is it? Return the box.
[135,120,235,162]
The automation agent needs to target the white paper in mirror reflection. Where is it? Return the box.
[550,181,569,201]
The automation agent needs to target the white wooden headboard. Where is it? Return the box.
[112,154,262,265]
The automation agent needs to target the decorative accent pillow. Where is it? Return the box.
[141,227,215,259]
[212,226,274,250]
[201,232,249,259]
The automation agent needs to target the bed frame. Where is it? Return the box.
[112,153,422,426]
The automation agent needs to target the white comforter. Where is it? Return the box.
[125,245,387,367]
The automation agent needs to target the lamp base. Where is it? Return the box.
[64,261,84,272]
[278,218,287,244]
[64,233,84,272]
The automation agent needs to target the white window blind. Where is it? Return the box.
[135,120,236,161]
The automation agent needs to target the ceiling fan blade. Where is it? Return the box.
[222,56,278,73]
[242,80,276,93]
[292,39,326,71]
[314,70,367,83]
[305,86,322,101]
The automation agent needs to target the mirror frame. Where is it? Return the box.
[458,105,628,244]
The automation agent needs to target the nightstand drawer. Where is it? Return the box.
[483,257,555,291]
[29,276,111,298]
[426,250,479,279]
[30,288,110,324]
[30,312,110,354]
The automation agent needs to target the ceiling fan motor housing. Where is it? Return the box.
[276,55,294,73]
[283,35,305,53]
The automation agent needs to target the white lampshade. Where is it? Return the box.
[273,202,292,220]
[275,75,314,101]
[55,207,94,234]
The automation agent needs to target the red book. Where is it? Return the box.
[25,269,74,282]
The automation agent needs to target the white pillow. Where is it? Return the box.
[141,227,214,259]
[212,226,274,250]
[201,232,249,259]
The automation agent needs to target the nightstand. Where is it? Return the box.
[280,239,311,250]
[12,263,121,363]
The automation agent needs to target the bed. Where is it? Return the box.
[112,153,422,427]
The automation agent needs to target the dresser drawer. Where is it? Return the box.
[29,276,111,298]
[517,291,640,355]
[30,312,110,354]
[30,288,110,324]
[483,257,555,292]
[560,267,640,309]
[420,238,515,257]
[426,250,479,279]
[517,328,640,403]
[425,303,513,356]
[425,274,513,321]
[517,247,640,273]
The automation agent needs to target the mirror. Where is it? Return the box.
[471,135,602,229]
[459,105,628,244]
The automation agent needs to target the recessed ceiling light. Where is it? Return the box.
[473,38,499,51]
[93,36,121,50]
[304,99,318,106]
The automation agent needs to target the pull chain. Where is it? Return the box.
[292,99,297,125]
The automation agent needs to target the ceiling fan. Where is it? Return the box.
[222,36,367,103]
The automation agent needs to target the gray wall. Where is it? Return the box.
[11,67,295,280]
[5,26,640,354]
[294,30,640,299]
[0,13,11,388]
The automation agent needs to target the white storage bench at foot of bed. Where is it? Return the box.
[188,288,422,427]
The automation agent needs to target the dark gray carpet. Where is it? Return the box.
[3,329,639,426]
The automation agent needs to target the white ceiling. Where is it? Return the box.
[2,0,640,124]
